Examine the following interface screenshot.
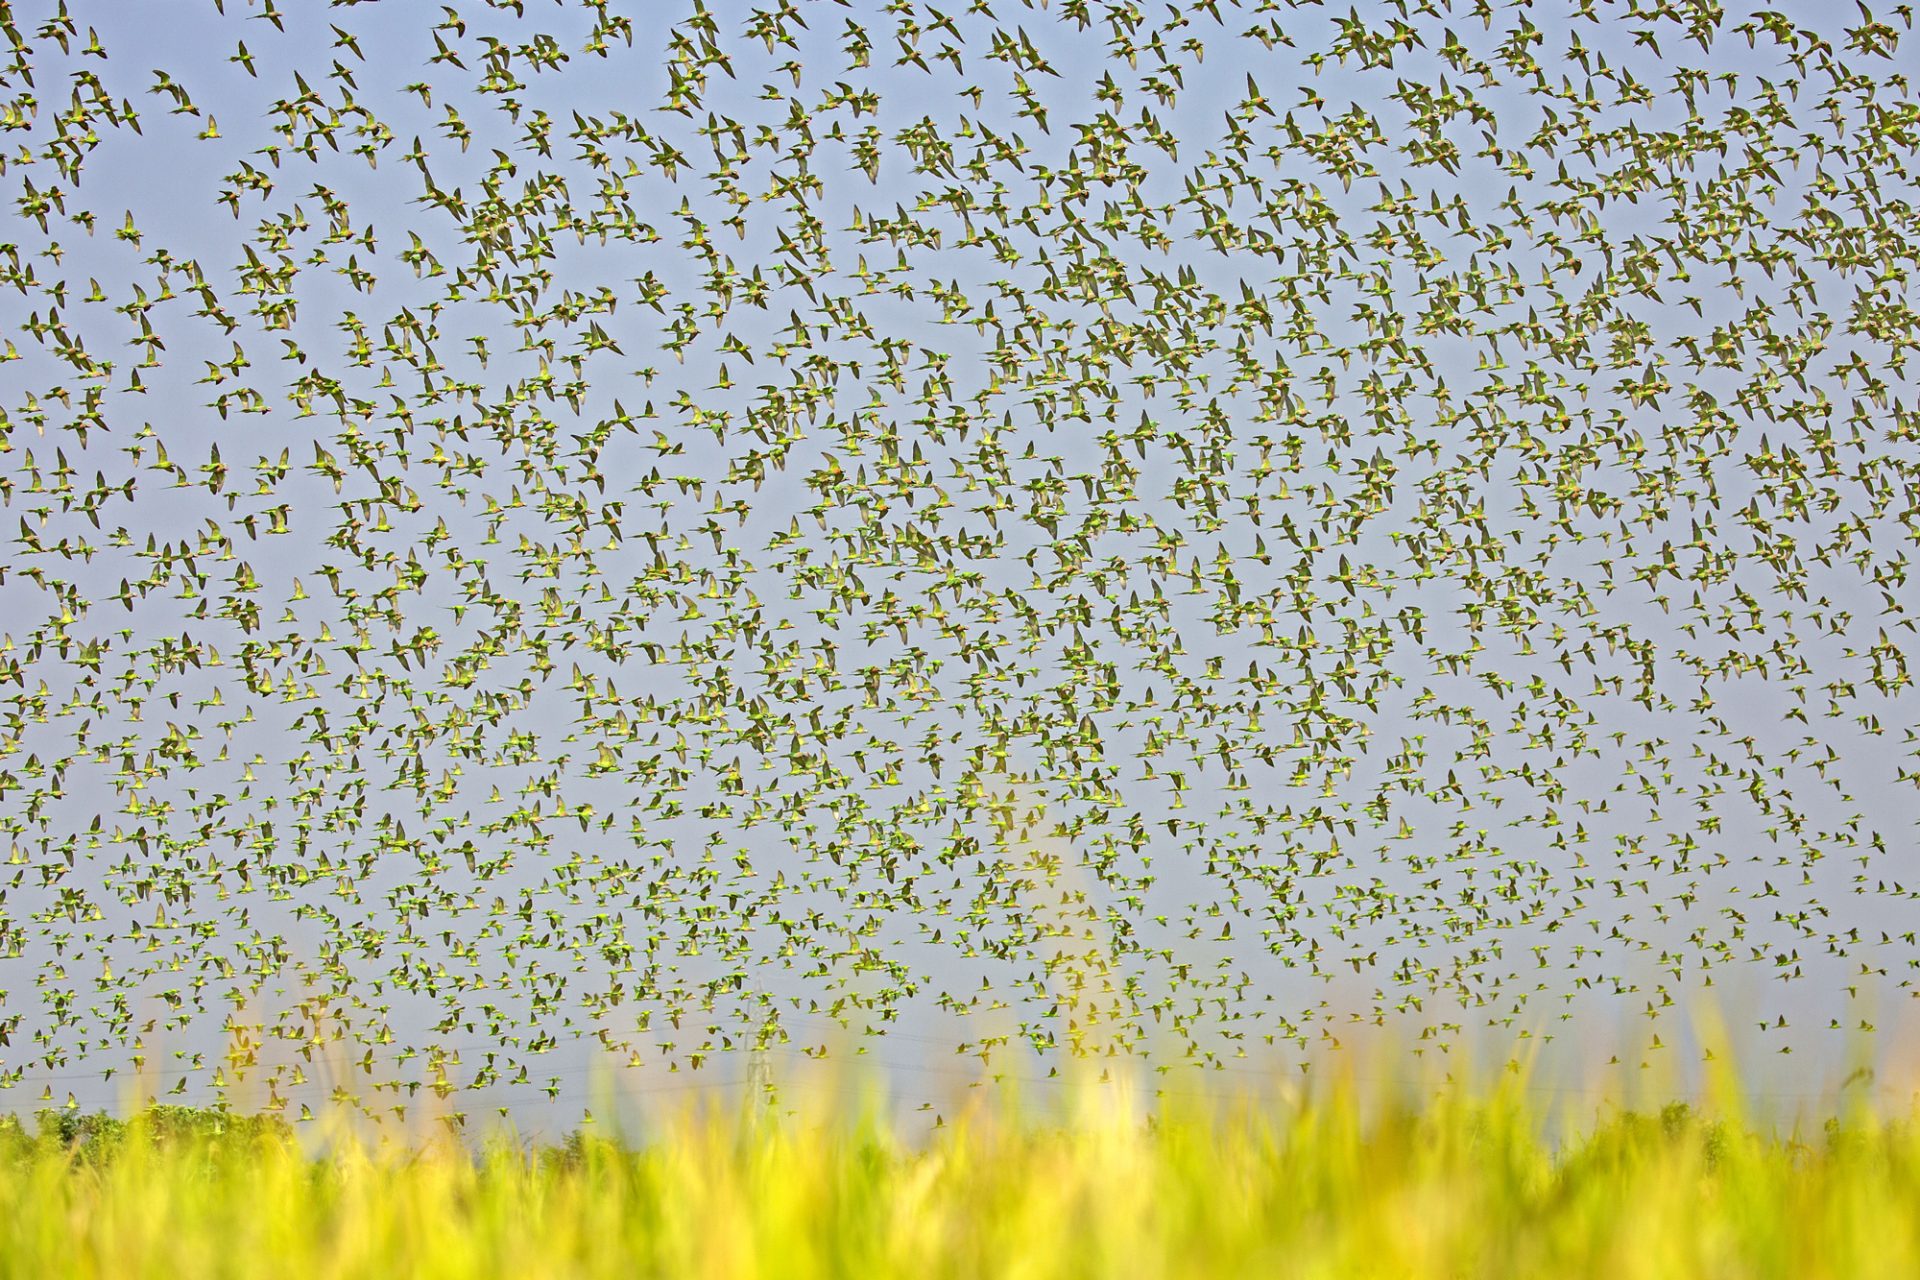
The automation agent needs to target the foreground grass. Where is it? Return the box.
[0,1080,1916,1278]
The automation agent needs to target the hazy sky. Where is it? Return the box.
[0,0,1916,1130]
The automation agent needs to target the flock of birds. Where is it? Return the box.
[0,0,1916,1118]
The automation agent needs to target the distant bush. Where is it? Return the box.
[12,1105,294,1163]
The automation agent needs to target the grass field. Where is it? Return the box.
[1,1069,1916,1279]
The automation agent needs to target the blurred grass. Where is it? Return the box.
[1,1072,1917,1279]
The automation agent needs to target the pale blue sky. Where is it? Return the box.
[0,0,1914,1130]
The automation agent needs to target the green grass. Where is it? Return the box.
[0,1077,1915,1278]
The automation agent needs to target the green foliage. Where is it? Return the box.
[0,1084,1914,1278]
[21,1105,293,1163]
